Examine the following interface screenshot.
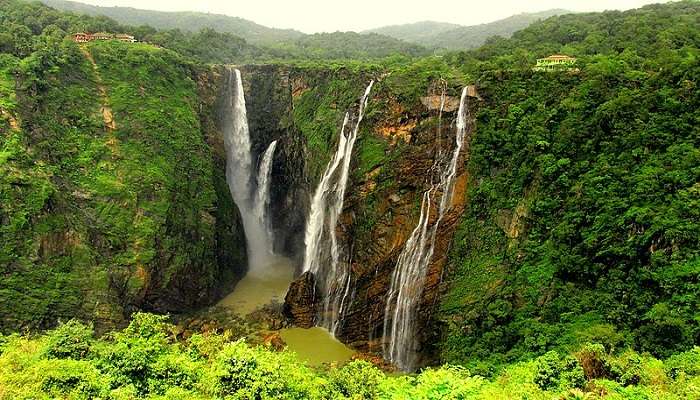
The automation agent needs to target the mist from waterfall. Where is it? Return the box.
[302,81,374,334]
[383,87,470,371]
[221,67,276,274]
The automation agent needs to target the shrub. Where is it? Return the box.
[534,351,585,391]
[42,320,94,359]
[204,340,330,399]
[665,347,700,379]
[329,360,384,399]
[40,359,110,399]
[575,343,609,380]
[606,351,646,386]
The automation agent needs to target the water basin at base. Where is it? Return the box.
[279,327,355,366]
[217,257,355,366]
[217,257,295,316]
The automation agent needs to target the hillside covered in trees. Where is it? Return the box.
[365,9,569,50]
[0,0,698,398]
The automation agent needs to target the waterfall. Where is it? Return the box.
[254,140,278,250]
[383,87,470,371]
[221,67,276,273]
[222,67,253,209]
[302,81,374,334]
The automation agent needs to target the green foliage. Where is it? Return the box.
[41,0,305,46]
[534,351,585,391]
[2,319,693,399]
[43,320,95,359]
[328,360,384,399]
[664,347,700,379]
[0,4,242,331]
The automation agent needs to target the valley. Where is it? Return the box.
[0,0,698,398]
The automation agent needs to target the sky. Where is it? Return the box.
[76,0,670,33]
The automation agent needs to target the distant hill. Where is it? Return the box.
[365,9,571,50]
[40,0,305,46]
[284,32,430,59]
[38,0,428,60]
[365,21,463,45]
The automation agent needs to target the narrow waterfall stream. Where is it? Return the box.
[383,87,470,371]
[254,140,278,250]
[302,81,374,334]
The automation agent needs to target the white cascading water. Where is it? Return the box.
[254,140,278,251]
[302,81,374,334]
[222,67,276,273]
[383,87,470,371]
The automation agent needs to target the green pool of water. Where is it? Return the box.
[217,257,355,365]
[217,257,295,316]
[279,327,355,366]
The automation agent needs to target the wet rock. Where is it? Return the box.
[283,271,318,328]
[263,332,287,351]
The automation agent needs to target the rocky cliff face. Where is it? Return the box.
[331,83,478,367]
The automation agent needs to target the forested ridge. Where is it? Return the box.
[0,0,699,398]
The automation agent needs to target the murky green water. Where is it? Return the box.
[217,257,295,316]
[217,256,355,365]
[279,327,355,366]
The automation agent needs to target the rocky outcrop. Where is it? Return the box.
[329,84,478,365]
[233,66,481,367]
[283,272,318,328]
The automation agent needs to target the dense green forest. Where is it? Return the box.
[30,0,430,62]
[436,0,700,372]
[1,0,699,398]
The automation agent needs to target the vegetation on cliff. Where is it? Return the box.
[0,4,245,331]
[1,314,698,399]
[439,0,700,373]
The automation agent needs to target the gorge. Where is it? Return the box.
[1,0,699,397]
[211,63,479,371]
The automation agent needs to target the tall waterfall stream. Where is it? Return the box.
[301,81,374,334]
[383,87,470,371]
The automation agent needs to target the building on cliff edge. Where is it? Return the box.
[72,32,137,43]
[533,54,578,72]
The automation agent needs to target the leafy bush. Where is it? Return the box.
[534,351,585,391]
[0,319,697,399]
[42,320,94,359]
[665,347,700,379]
[329,360,384,399]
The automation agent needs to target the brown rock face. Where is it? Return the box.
[263,332,287,351]
[283,272,318,328]
[329,86,479,367]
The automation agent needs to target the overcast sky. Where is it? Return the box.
[76,0,670,33]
